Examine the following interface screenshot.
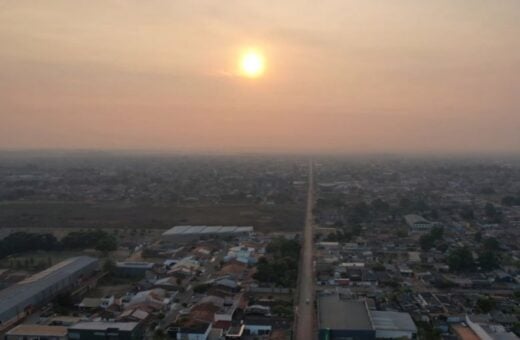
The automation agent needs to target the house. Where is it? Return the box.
[225,324,246,339]
[213,278,240,294]
[125,288,168,311]
[167,322,212,340]
[78,297,102,310]
[243,317,273,336]
[168,257,200,274]
[245,305,271,316]
[225,246,257,265]
[117,307,150,323]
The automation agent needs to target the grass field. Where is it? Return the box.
[0,201,305,232]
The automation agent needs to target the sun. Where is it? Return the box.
[240,50,265,78]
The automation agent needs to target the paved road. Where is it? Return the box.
[295,161,316,340]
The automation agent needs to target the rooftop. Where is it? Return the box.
[0,256,98,322]
[452,324,480,340]
[371,311,417,332]
[116,261,154,269]
[404,214,431,225]
[69,321,139,332]
[163,225,254,236]
[318,295,373,331]
[7,325,67,337]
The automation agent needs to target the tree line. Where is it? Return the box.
[447,237,502,272]
[0,230,118,259]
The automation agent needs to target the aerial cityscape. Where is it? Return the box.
[1,1,520,340]
[0,154,519,339]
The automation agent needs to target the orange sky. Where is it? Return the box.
[1,1,519,153]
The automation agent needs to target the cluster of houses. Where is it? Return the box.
[313,212,520,340]
[1,226,297,339]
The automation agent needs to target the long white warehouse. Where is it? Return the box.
[0,256,99,325]
[162,225,254,244]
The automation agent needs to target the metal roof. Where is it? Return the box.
[371,311,417,332]
[0,256,98,321]
[116,262,154,269]
[162,225,254,236]
[7,325,68,336]
[404,214,431,225]
[318,295,373,331]
[218,226,236,233]
[69,321,139,332]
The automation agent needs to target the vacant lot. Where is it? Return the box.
[0,201,305,232]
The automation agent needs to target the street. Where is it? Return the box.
[294,161,316,340]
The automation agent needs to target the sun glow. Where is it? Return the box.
[240,50,265,78]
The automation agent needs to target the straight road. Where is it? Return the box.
[295,161,316,340]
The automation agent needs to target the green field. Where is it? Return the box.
[0,201,305,232]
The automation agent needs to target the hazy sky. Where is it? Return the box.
[1,1,519,153]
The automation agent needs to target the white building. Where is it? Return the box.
[371,311,417,339]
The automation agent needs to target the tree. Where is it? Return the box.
[481,187,496,195]
[448,247,475,272]
[476,297,496,313]
[0,232,60,259]
[371,198,389,213]
[478,251,500,271]
[484,203,502,223]
[416,321,441,340]
[348,202,370,224]
[420,234,435,251]
[501,195,519,207]
[483,237,500,252]
[62,230,115,250]
[95,234,117,254]
[254,238,301,287]
[420,227,444,250]
[193,284,210,294]
[460,206,475,221]
[153,328,167,340]
[430,226,444,239]
[103,259,116,273]
[512,323,520,337]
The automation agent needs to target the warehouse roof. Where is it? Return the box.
[6,325,67,337]
[69,321,139,332]
[404,214,431,225]
[0,256,98,322]
[116,261,154,269]
[318,295,373,331]
[162,225,254,236]
[371,311,417,332]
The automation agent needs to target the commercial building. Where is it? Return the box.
[371,311,417,339]
[5,325,68,340]
[404,214,436,232]
[318,295,375,340]
[318,294,418,340]
[162,226,254,244]
[115,261,154,278]
[0,256,99,325]
[68,321,143,340]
